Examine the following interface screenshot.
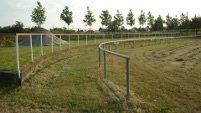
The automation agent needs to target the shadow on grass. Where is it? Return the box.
[24,56,69,83]
[0,80,19,99]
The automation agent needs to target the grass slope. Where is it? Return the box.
[0,46,126,112]
[0,37,200,112]
[105,38,201,112]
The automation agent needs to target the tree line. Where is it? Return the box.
[0,1,201,34]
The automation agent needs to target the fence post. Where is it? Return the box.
[112,34,113,41]
[95,35,97,44]
[59,35,62,50]
[69,35,70,49]
[99,48,101,67]
[40,34,43,56]
[51,34,53,53]
[15,34,21,84]
[126,58,130,101]
[30,35,34,62]
[104,51,107,78]
[109,43,111,51]
[78,35,80,46]
[104,34,105,42]
[86,35,88,45]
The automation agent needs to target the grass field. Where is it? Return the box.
[0,35,164,72]
[105,37,201,112]
[0,37,201,112]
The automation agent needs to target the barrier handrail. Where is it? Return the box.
[99,41,131,60]
[1,32,178,85]
[98,35,184,101]
[99,40,132,101]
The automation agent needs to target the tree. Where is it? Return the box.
[11,21,24,33]
[0,21,24,33]
[138,10,146,27]
[147,11,154,29]
[191,15,201,34]
[179,13,191,31]
[180,13,187,25]
[30,1,46,28]
[83,6,96,30]
[99,10,112,29]
[166,13,172,30]
[153,15,164,31]
[126,9,135,28]
[60,6,73,31]
[108,20,118,32]
[0,26,2,33]
[172,15,179,31]
[114,10,124,31]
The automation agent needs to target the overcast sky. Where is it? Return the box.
[0,0,200,30]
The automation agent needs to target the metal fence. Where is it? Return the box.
[0,32,178,85]
[97,34,201,102]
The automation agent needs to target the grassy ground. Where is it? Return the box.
[1,36,200,112]
[0,46,127,112]
[0,35,163,72]
[105,37,201,112]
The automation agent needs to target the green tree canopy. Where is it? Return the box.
[179,13,191,30]
[147,11,154,29]
[166,13,172,30]
[99,10,112,28]
[191,15,201,34]
[172,15,179,30]
[60,6,73,31]
[11,21,24,33]
[83,6,96,30]
[30,1,46,27]
[153,15,164,31]
[114,10,124,30]
[180,13,188,25]
[126,9,135,28]
[108,20,118,32]
[138,10,146,27]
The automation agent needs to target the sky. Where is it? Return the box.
[0,0,200,31]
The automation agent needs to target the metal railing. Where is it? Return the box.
[98,33,191,101]
[99,40,131,101]
[1,32,178,85]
